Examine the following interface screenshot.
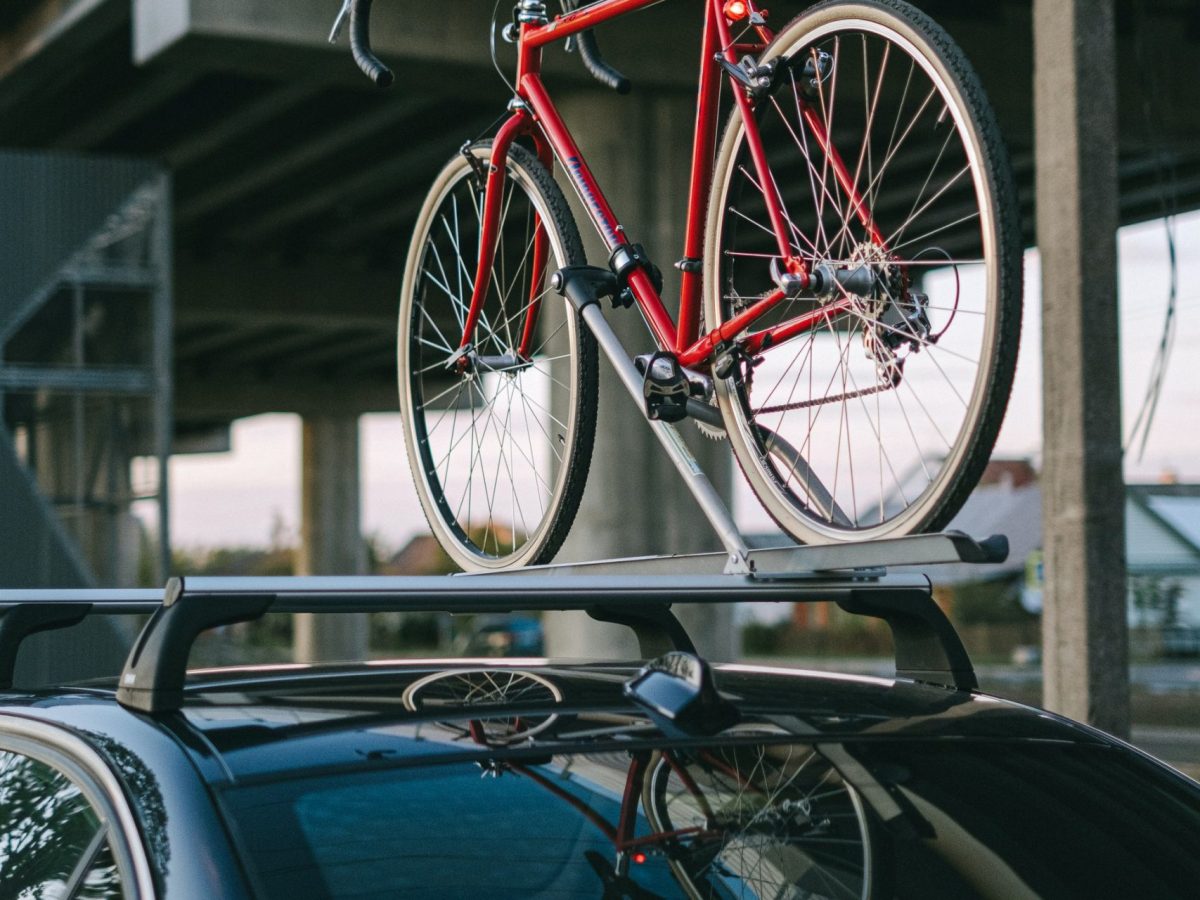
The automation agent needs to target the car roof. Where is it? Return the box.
[0,659,1105,787]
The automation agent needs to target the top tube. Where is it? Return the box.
[523,0,669,49]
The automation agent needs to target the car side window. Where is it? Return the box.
[0,749,123,899]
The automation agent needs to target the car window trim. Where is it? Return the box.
[0,714,158,899]
[63,823,111,900]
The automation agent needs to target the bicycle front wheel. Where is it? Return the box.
[704,0,1022,543]
[398,142,597,570]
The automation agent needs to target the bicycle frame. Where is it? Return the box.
[458,0,881,372]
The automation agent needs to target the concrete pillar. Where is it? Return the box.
[293,414,369,662]
[542,89,738,662]
[1034,0,1129,736]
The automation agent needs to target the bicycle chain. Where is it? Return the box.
[755,376,897,414]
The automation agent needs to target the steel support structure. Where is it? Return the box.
[1033,0,1129,736]
[0,155,173,591]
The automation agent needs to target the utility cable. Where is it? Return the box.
[1125,0,1181,462]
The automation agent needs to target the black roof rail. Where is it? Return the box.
[2,571,977,713]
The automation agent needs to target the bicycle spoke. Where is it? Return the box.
[890,209,981,253]
[789,70,832,256]
[884,162,971,249]
[651,746,867,899]
[886,121,958,245]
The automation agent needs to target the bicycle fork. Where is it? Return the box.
[455,115,529,365]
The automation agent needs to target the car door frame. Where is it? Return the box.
[0,713,158,899]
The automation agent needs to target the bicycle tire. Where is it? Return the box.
[704,0,1022,543]
[643,745,872,899]
[401,668,563,745]
[398,141,597,570]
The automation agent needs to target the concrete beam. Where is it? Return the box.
[162,80,321,169]
[174,372,396,421]
[55,64,195,150]
[174,257,399,332]
[1034,0,1130,737]
[175,94,436,225]
[132,0,699,90]
[0,0,124,115]
[225,114,491,241]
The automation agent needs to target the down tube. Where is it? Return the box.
[520,75,677,351]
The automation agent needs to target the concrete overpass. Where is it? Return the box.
[1,0,1198,728]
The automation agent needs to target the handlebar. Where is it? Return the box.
[574,23,631,94]
[332,0,628,95]
[331,0,394,88]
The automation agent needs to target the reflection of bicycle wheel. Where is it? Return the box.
[401,669,562,745]
[645,745,870,899]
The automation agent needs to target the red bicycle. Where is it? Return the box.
[333,0,1021,571]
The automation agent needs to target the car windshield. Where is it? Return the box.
[218,738,1200,899]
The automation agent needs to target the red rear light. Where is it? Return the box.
[724,0,749,21]
[633,852,647,865]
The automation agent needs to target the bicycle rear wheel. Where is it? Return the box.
[644,745,871,899]
[398,142,597,570]
[704,0,1021,542]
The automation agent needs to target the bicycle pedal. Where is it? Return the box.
[641,352,690,423]
[636,355,712,402]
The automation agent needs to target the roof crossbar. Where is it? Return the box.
[2,570,977,713]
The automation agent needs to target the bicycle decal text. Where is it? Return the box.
[566,156,619,245]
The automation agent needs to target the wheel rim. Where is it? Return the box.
[401,668,563,745]
[401,152,582,568]
[708,14,1005,541]
[645,745,871,899]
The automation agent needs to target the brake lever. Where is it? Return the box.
[329,0,352,43]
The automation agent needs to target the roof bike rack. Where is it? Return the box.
[489,530,1009,578]
[0,571,977,714]
[568,291,1010,577]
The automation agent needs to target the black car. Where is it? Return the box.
[2,570,1199,899]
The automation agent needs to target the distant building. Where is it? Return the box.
[923,459,1043,592]
[923,463,1200,627]
[1126,484,1200,626]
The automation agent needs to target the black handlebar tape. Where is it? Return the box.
[351,0,394,88]
[577,29,631,94]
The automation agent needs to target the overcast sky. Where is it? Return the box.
[158,211,1200,551]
